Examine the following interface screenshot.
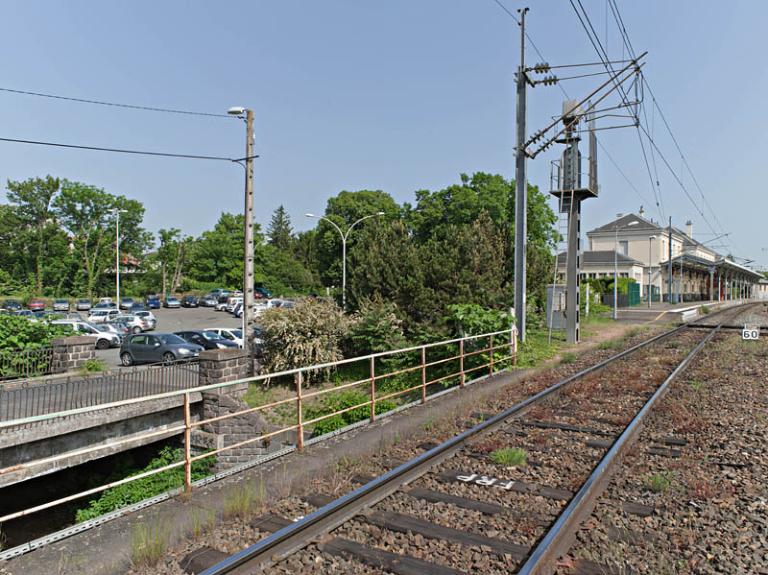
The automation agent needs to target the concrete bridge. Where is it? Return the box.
[0,342,277,489]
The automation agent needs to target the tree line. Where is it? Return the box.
[0,173,558,330]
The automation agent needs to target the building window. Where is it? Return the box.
[618,240,628,255]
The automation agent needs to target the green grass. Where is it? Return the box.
[646,471,674,493]
[516,329,563,368]
[598,338,622,350]
[130,520,170,568]
[700,305,711,314]
[223,480,265,520]
[490,447,527,467]
[81,358,107,374]
[559,352,577,364]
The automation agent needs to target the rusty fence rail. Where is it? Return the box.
[0,360,200,422]
[0,347,55,382]
[0,327,517,529]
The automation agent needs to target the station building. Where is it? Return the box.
[556,212,763,303]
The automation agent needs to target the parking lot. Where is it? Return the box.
[96,306,243,368]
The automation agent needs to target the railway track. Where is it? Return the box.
[196,303,757,575]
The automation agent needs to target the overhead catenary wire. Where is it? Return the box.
[0,86,233,119]
[0,136,243,163]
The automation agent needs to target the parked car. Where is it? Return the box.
[27,298,46,311]
[119,333,203,366]
[204,327,244,348]
[199,294,219,307]
[145,295,161,309]
[94,301,117,310]
[2,299,22,311]
[226,297,243,313]
[254,286,272,299]
[15,309,36,319]
[181,295,199,308]
[130,302,147,313]
[214,296,230,311]
[96,322,129,341]
[52,320,120,349]
[163,296,181,308]
[113,314,147,334]
[75,298,92,311]
[233,302,242,318]
[134,310,157,330]
[88,308,120,324]
[98,297,114,306]
[119,297,135,310]
[64,312,84,320]
[174,330,239,350]
[52,299,70,312]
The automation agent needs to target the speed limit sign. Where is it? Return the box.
[742,324,760,340]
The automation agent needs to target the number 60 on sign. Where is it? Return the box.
[742,325,760,340]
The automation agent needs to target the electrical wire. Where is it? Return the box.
[0,136,238,162]
[0,86,233,119]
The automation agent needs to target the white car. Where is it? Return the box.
[226,297,243,314]
[52,320,121,350]
[204,327,244,348]
[114,314,146,334]
[134,310,157,330]
[88,309,120,324]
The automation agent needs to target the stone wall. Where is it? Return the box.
[51,335,96,374]
[197,348,271,469]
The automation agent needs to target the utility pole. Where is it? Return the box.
[514,7,529,342]
[667,216,673,303]
[240,109,256,374]
[115,209,121,305]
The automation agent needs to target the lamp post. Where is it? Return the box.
[305,212,386,310]
[648,235,657,308]
[613,217,638,320]
[228,106,256,372]
[113,208,127,305]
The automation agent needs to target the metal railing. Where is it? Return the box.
[0,360,200,422]
[0,347,55,382]
[0,328,517,530]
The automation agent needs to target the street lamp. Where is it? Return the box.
[613,218,638,320]
[229,105,256,372]
[305,211,386,310]
[648,235,657,308]
[113,208,128,305]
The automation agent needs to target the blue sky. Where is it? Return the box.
[0,1,765,266]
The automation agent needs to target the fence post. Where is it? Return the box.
[512,327,518,366]
[459,339,465,388]
[370,356,376,422]
[296,371,304,451]
[183,392,192,494]
[421,346,427,404]
[489,334,494,375]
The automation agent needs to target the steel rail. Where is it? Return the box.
[199,323,691,575]
[517,323,723,575]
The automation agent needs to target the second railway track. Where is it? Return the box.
[198,303,759,575]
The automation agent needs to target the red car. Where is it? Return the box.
[27,298,46,311]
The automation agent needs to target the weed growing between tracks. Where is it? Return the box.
[489,447,527,467]
[223,480,265,520]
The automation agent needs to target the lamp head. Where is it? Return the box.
[376,211,385,216]
[227,106,246,116]
[305,213,316,218]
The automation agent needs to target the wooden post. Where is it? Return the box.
[420,346,427,404]
[459,339,465,388]
[296,371,304,451]
[370,356,376,422]
[183,392,192,493]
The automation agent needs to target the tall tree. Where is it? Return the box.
[5,176,61,293]
[53,181,149,298]
[267,205,293,251]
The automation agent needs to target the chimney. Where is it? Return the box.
[639,205,645,217]
[686,220,693,238]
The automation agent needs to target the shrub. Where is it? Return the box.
[223,480,264,520]
[260,299,353,382]
[75,447,215,522]
[81,358,107,374]
[490,447,527,466]
[347,297,406,356]
[0,315,70,351]
[445,303,512,337]
[560,352,577,364]
[700,305,711,315]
